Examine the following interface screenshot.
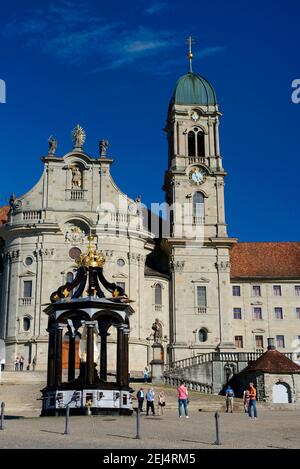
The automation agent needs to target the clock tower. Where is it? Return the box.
[163,42,237,362]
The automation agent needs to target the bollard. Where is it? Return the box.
[63,404,70,435]
[214,411,221,445]
[0,402,5,430]
[135,408,141,439]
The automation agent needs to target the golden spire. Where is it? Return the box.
[76,235,106,268]
[187,35,195,73]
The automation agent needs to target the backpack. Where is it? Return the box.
[137,390,142,399]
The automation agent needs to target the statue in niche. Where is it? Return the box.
[48,136,57,155]
[99,139,109,157]
[152,318,163,344]
[70,166,82,189]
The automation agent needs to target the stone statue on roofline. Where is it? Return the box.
[99,139,109,157]
[72,124,86,150]
[48,135,57,155]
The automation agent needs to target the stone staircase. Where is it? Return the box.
[0,371,46,417]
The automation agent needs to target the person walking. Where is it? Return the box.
[225,385,234,413]
[143,367,149,383]
[146,388,155,416]
[136,387,145,412]
[19,356,24,371]
[177,381,189,418]
[243,389,250,413]
[15,356,19,371]
[32,356,37,371]
[248,383,258,419]
[158,390,166,416]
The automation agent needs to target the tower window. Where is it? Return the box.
[23,280,32,298]
[193,192,204,217]
[188,131,196,156]
[188,128,205,157]
[197,286,207,307]
[23,317,31,332]
[66,272,74,284]
[198,328,208,342]
[155,284,162,305]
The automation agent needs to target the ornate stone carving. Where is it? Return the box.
[127,252,145,264]
[34,248,54,259]
[170,258,185,271]
[6,250,20,262]
[64,225,86,245]
[48,136,57,155]
[215,261,231,272]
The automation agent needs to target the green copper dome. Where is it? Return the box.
[172,72,217,106]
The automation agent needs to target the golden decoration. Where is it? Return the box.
[113,289,120,298]
[76,235,106,268]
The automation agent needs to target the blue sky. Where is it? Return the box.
[0,0,299,241]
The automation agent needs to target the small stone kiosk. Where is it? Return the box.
[41,236,134,416]
[236,338,300,404]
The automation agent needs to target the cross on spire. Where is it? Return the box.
[186,36,195,73]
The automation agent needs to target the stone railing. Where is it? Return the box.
[19,297,32,306]
[169,350,294,371]
[188,157,206,165]
[22,211,42,221]
[164,374,213,394]
[65,189,87,201]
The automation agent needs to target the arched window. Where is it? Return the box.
[155,284,162,305]
[193,192,204,223]
[188,131,196,156]
[198,328,208,342]
[188,128,205,157]
[66,272,74,284]
[197,131,205,156]
[23,317,31,331]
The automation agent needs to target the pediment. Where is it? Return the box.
[112,273,128,279]
[192,277,210,283]
[19,270,36,277]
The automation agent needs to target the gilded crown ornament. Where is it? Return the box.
[76,235,106,268]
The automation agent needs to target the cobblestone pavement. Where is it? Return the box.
[0,408,300,449]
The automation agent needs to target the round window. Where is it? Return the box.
[69,247,82,260]
[25,257,33,266]
[198,328,208,342]
[117,259,125,267]
[23,317,31,331]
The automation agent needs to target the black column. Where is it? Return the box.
[54,325,63,387]
[47,326,56,387]
[122,327,129,387]
[100,332,108,381]
[68,334,76,382]
[86,323,94,385]
[116,326,124,386]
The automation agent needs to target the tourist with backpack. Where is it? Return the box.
[225,385,234,413]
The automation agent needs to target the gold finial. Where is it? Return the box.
[76,235,106,268]
[186,36,195,73]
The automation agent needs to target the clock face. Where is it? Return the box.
[189,168,205,185]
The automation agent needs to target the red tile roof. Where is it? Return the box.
[243,349,300,374]
[0,206,9,226]
[230,242,300,279]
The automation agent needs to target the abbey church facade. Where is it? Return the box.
[1,69,300,372]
